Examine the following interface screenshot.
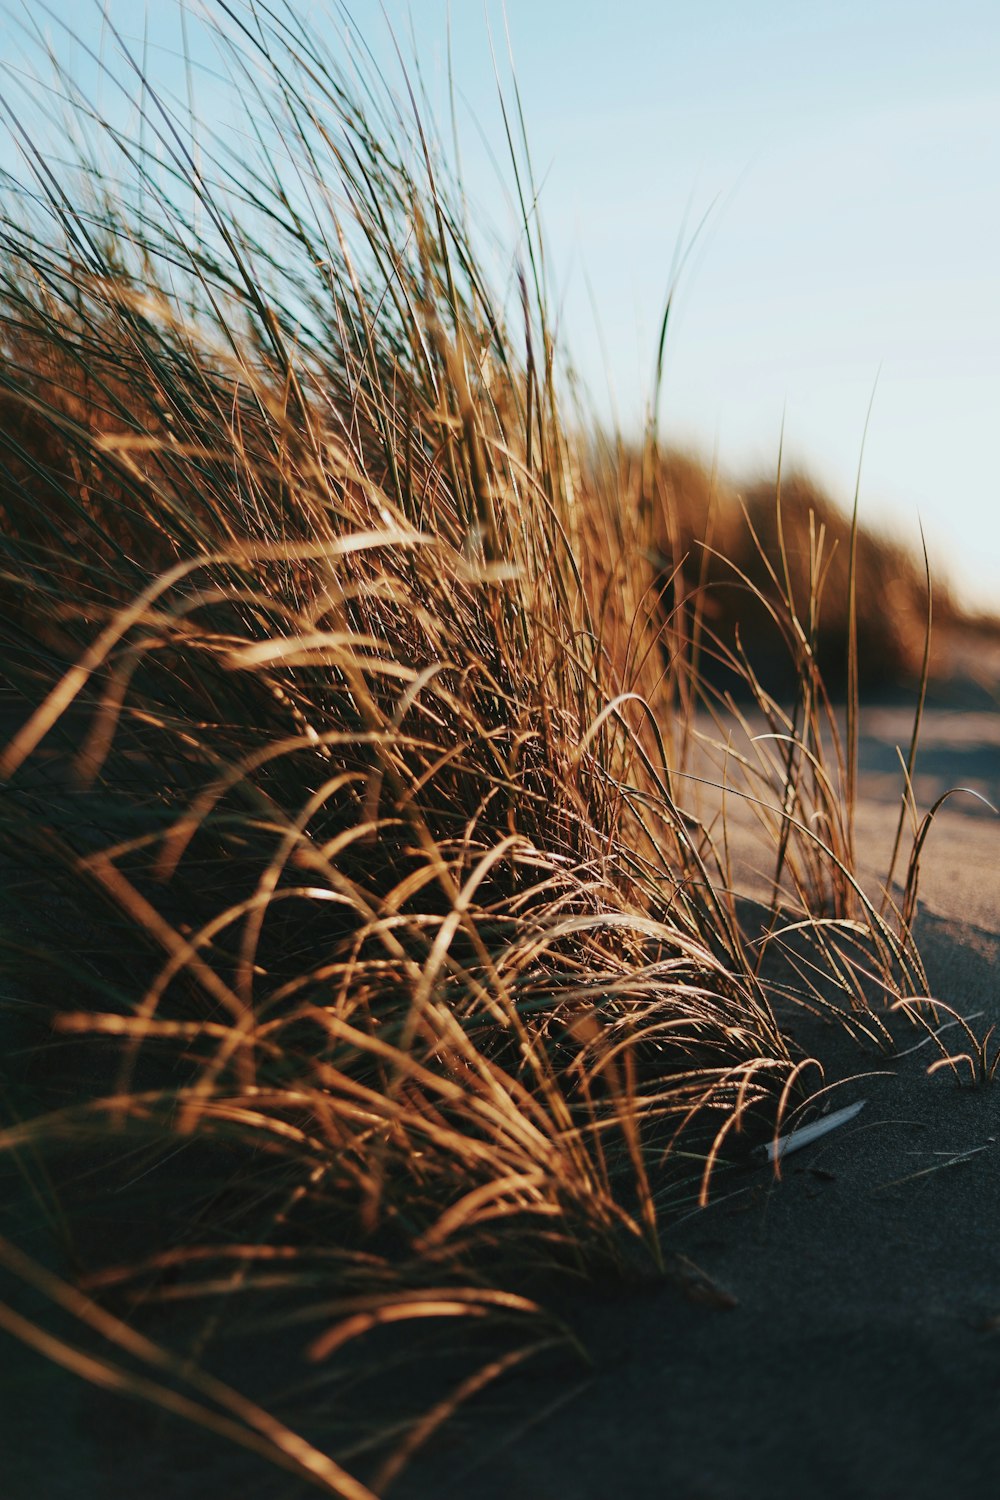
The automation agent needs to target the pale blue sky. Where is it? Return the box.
[2,1,998,609]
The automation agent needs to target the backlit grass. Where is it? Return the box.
[0,4,955,1493]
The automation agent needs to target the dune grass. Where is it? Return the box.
[0,3,961,1493]
[646,450,954,692]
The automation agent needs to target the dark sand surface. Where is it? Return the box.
[417,678,1000,1500]
[2,666,997,1500]
[415,926,1000,1500]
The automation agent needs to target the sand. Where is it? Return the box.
[415,919,1000,1500]
[411,681,1000,1500]
[2,670,997,1500]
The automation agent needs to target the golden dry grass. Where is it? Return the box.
[0,4,958,1493]
[647,449,949,693]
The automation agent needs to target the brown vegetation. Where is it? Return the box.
[646,450,948,693]
[0,5,966,1495]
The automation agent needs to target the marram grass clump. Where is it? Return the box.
[646,450,953,694]
[0,4,942,1493]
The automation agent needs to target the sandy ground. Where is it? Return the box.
[412,868,1000,1500]
[2,667,998,1500]
[411,682,1000,1500]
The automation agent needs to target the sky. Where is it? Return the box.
[2,0,998,610]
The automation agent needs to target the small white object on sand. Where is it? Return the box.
[764,1099,867,1163]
